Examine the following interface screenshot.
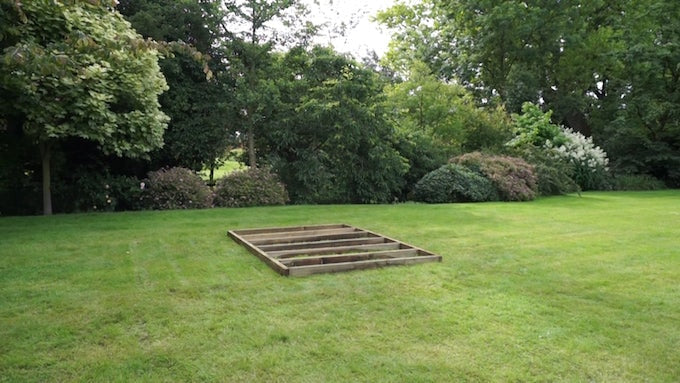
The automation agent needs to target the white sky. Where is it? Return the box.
[302,0,396,58]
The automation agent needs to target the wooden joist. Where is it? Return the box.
[227,224,441,277]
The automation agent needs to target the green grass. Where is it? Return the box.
[199,159,246,181]
[1,191,679,382]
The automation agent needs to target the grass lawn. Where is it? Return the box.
[198,159,246,182]
[1,191,679,382]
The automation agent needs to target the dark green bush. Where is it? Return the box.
[612,174,666,191]
[51,170,143,213]
[414,164,498,203]
[451,152,538,201]
[213,168,288,207]
[393,130,447,201]
[142,167,212,210]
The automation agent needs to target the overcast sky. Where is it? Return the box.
[302,0,396,58]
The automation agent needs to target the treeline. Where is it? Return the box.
[1,0,677,215]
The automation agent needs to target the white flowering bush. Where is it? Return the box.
[545,128,610,190]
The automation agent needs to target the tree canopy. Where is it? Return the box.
[379,0,680,186]
[0,0,169,214]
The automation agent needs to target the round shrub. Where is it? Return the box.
[214,168,288,208]
[414,164,498,203]
[142,167,212,210]
[451,152,538,201]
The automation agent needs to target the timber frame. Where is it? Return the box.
[228,224,442,277]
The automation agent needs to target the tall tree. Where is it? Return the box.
[0,0,169,214]
[220,0,311,167]
[118,0,233,179]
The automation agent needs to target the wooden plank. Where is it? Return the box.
[279,248,418,267]
[288,256,442,277]
[248,231,370,246]
[227,230,289,276]
[269,242,402,258]
[240,227,358,241]
[259,236,388,252]
[359,226,439,257]
[232,224,347,236]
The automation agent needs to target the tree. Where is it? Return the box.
[221,0,311,167]
[118,0,234,180]
[0,0,169,214]
[383,61,511,152]
[595,0,680,186]
[261,46,407,203]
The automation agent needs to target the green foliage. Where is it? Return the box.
[459,105,514,153]
[142,167,212,210]
[383,61,469,148]
[213,168,288,208]
[612,174,666,191]
[118,0,233,173]
[0,0,169,156]
[54,170,143,213]
[509,103,566,148]
[512,147,580,196]
[393,130,447,201]
[510,103,611,191]
[451,152,538,202]
[379,0,680,188]
[383,61,512,153]
[263,47,407,204]
[0,0,169,214]
[414,164,498,203]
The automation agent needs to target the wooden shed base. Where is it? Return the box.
[228,224,441,276]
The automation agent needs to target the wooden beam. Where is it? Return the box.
[227,230,289,276]
[359,226,439,257]
[261,237,391,253]
[269,242,402,258]
[240,227,358,241]
[248,231,370,246]
[232,224,347,236]
[279,249,419,267]
[288,256,442,277]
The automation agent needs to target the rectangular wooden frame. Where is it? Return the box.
[228,224,441,277]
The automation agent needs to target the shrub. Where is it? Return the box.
[612,174,666,191]
[546,128,610,190]
[507,102,610,191]
[53,170,143,213]
[451,152,538,201]
[393,130,447,201]
[142,167,212,210]
[508,102,568,148]
[414,164,498,203]
[512,147,580,196]
[214,168,288,207]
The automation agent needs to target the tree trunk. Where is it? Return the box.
[39,141,53,215]
[247,124,256,168]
